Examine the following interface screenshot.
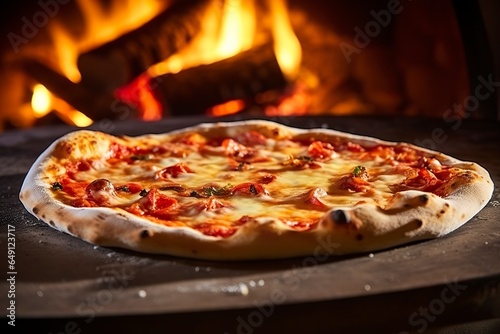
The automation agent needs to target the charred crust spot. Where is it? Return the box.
[48,220,55,226]
[140,230,150,238]
[67,225,74,234]
[97,214,106,221]
[356,233,364,241]
[419,195,429,204]
[412,219,423,228]
[331,210,349,224]
[444,203,450,208]
[32,207,39,214]
[461,213,466,219]
[440,209,446,214]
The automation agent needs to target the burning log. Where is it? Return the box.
[21,59,138,121]
[145,43,288,117]
[77,0,211,93]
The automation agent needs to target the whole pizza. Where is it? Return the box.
[19,120,494,260]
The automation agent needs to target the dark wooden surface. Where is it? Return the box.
[1,115,499,333]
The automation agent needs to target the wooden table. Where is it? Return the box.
[1,115,499,333]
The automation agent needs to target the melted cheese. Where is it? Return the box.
[50,133,412,232]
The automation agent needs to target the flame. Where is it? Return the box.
[28,0,305,125]
[269,0,302,80]
[26,0,168,125]
[149,0,256,77]
[216,0,256,59]
[265,82,309,116]
[31,84,52,118]
[115,74,162,121]
[208,99,246,117]
[31,83,93,127]
[47,0,168,83]
[61,109,94,127]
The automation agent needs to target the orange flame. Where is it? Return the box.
[31,84,52,118]
[269,0,302,81]
[29,0,306,124]
[208,99,245,117]
[31,84,93,127]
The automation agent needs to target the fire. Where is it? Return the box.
[31,84,52,118]
[26,0,305,126]
[51,0,169,82]
[208,99,245,117]
[31,84,93,127]
[269,0,302,81]
[149,0,256,78]
[148,0,303,118]
[216,0,256,59]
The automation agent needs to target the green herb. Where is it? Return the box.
[297,155,314,162]
[131,154,153,161]
[202,184,232,197]
[353,165,366,177]
[237,162,250,171]
[190,191,202,198]
[116,186,130,193]
[51,182,63,191]
[139,189,148,197]
[160,185,185,192]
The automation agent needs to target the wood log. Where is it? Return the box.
[149,43,287,116]
[21,59,138,121]
[77,0,211,93]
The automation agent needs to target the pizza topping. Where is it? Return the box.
[336,142,365,152]
[85,179,117,206]
[392,168,442,193]
[304,188,328,209]
[282,155,321,169]
[108,142,132,160]
[338,172,371,193]
[233,182,267,196]
[156,163,193,179]
[201,183,233,198]
[234,130,268,146]
[116,182,143,194]
[307,141,336,160]
[131,154,154,161]
[57,177,87,198]
[129,188,179,220]
[159,183,186,193]
[228,159,252,171]
[352,165,368,178]
[255,173,277,184]
[51,182,63,191]
[222,138,255,161]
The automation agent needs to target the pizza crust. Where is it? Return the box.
[19,120,494,260]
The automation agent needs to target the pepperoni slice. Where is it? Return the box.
[307,141,335,160]
[157,163,193,179]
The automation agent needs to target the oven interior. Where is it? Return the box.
[0,0,498,131]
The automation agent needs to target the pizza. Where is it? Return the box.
[19,120,494,260]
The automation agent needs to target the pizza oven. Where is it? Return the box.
[1,1,500,333]
[0,0,499,131]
